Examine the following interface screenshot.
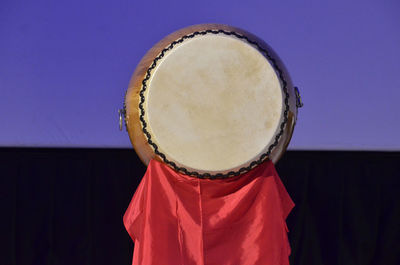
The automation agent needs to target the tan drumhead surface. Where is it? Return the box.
[143,34,283,172]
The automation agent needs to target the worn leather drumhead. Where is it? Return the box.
[124,24,298,178]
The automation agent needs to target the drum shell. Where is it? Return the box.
[124,24,297,171]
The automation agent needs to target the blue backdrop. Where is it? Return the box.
[1,0,399,150]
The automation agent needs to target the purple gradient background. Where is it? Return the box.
[0,0,399,150]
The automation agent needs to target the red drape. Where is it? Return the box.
[124,159,294,265]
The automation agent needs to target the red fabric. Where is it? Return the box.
[124,159,294,265]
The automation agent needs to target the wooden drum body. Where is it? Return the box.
[122,24,301,179]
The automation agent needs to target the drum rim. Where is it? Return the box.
[137,29,290,179]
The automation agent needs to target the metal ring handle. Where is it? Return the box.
[294,86,303,108]
[118,109,124,131]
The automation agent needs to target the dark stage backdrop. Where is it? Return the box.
[1,148,399,265]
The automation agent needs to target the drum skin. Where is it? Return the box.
[124,24,297,178]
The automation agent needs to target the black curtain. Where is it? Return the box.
[1,148,399,265]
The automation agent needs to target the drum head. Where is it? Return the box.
[124,24,297,178]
